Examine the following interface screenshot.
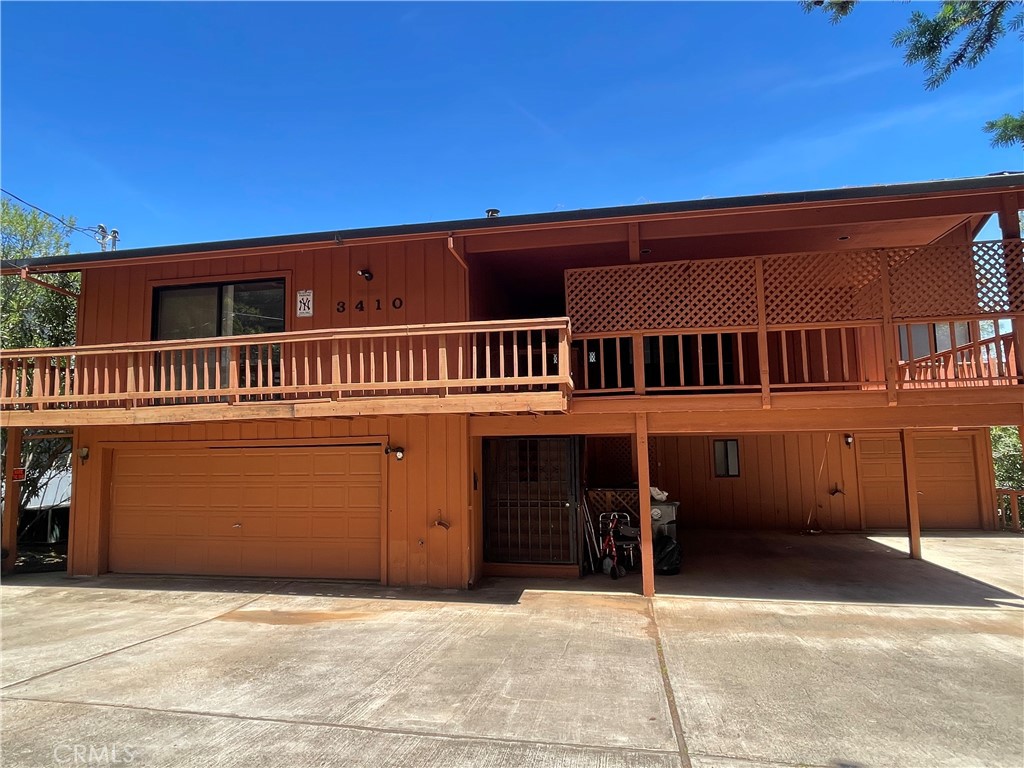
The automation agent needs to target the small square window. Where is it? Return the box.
[713,439,740,478]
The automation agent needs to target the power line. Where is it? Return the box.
[0,188,102,239]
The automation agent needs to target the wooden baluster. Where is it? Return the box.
[840,328,850,383]
[358,338,366,392]
[471,334,478,389]
[948,322,959,382]
[558,325,570,392]
[242,346,251,400]
[1,359,9,404]
[1010,492,1021,533]
[438,334,448,395]
[301,341,311,394]
[780,332,789,385]
[126,352,137,409]
[927,323,938,385]
[698,333,705,387]
[252,345,262,396]
[736,333,745,386]
[420,338,428,392]
[632,335,645,394]
[331,340,342,400]
[498,331,506,386]
[540,329,548,381]
[799,330,810,383]
[612,338,620,390]
[396,339,403,389]
[315,341,323,391]
[678,335,685,387]
[526,331,534,382]
[484,332,492,389]
[43,355,52,406]
[403,339,411,391]
[717,334,725,386]
[819,329,830,384]
[658,336,666,388]
[31,356,42,408]
[509,330,519,391]
[971,320,984,382]
[905,327,916,382]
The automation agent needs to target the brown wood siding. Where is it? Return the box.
[68,414,471,588]
[78,241,468,345]
[652,433,860,530]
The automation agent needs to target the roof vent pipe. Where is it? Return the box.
[485,208,500,218]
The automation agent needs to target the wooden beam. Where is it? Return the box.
[19,269,79,299]
[997,196,1024,384]
[628,222,640,263]
[2,427,24,574]
[0,391,570,428]
[446,236,469,271]
[754,257,771,408]
[635,413,655,597]
[464,192,1017,254]
[900,429,922,560]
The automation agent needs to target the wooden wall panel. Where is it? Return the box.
[78,239,467,345]
[652,432,858,530]
[68,415,470,588]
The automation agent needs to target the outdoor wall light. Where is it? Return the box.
[356,269,374,282]
[77,446,90,464]
[385,445,405,461]
[843,434,854,447]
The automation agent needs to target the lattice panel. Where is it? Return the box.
[565,258,757,334]
[888,240,1024,319]
[764,250,884,325]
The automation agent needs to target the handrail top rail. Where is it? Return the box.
[0,316,573,358]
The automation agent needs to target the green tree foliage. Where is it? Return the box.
[802,0,1024,147]
[991,426,1024,490]
[1,198,79,515]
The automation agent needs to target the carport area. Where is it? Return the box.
[1,532,1021,768]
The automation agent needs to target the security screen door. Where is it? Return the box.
[483,437,579,564]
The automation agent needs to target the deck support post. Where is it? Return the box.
[2,427,25,574]
[899,428,922,560]
[997,195,1024,384]
[634,412,655,597]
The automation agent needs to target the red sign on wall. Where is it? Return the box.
[11,468,25,482]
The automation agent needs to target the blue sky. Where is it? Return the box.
[2,1,1021,252]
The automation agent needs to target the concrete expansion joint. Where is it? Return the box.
[0,694,684,759]
[646,598,694,768]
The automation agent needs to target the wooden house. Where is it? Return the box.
[2,173,1022,596]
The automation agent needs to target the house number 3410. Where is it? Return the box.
[336,298,404,313]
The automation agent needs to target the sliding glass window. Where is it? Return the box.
[153,280,285,394]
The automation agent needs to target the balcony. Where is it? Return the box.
[2,239,1021,427]
[0,318,573,426]
[564,239,1022,410]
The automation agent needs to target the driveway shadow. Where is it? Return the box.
[653,530,1023,607]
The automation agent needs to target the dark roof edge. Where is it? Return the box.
[6,172,1023,271]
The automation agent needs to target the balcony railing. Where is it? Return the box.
[996,489,1023,532]
[0,318,573,417]
[571,317,1019,398]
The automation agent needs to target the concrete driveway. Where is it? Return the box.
[2,532,1022,768]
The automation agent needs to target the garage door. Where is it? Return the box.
[109,445,383,579]
[856,433,981,529]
